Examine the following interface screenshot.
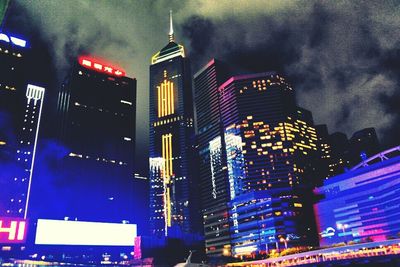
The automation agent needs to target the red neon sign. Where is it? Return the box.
[78,56,126,77]
[0,217,28,244]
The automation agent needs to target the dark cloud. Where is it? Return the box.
[181,1,400,148]
[182,15,214,57]
[4,0,399,170]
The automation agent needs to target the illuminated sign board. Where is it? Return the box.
[0,33,27,47]
[320,227,336,238]
[35,219,137,246]
[78,56,125,77]
[0,217,28,244]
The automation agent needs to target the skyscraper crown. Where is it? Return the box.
[151,10,185,65]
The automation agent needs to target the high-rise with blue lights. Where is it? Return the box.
[216,72,319,258]
[149,12,200,237]
[0,33,45,219]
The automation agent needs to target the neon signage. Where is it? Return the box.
[78,56,125,77]
[320,227,336,238]
[0,217,28,244]
[0,33,27,47]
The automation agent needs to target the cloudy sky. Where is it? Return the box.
[5,0,400,171]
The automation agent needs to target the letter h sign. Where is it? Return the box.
[0,218,27,243]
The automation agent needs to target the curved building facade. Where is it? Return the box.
[314,146,400,246]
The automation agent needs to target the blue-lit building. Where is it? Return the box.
[314,146,400,247]
[228,189,310,257]
[216,72,319,257]
[0,33,45,219]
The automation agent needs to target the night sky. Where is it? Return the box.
[3,0,400,174]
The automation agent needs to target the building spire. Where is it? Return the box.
[168,10,174,42]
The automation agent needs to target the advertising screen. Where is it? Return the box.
[35,219,136,246]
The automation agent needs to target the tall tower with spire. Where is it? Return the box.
[149,11,200,237]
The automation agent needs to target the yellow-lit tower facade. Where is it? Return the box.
[149,11,199,237]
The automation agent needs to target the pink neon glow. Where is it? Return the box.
[0,217,28,244]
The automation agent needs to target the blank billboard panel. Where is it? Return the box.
[35,219,137,246]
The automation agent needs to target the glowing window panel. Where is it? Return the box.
[78,56,126,77]
[35,219,137,246]
[0,33,10,43]
[10,36,27,47]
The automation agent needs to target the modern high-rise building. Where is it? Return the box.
[314,125,333,184]
[216,72,319,257]
[0,32,29,163]
[1,84,45,219]
[149,12,200,237]
[0,33,45,219]
[53,56,137,223]
[193,59,232,258]
[326,132,351,176]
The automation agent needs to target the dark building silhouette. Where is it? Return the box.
[193,59,232,258]
[313,127,381,182]
[148,12,201,238]
[349,128,380,165]
[0,33,29,167]
[325,132,351,177]
[53,56,137,223]
[314,125,332,184]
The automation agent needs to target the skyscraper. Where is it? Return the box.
[0,32,29,164]
[193,59,232,258]
[0,33,45,219]
[53,56,137,223]
[149,12,199,237]
[217,72,318,257]
[314,124,333,184]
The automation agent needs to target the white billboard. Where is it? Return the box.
[35,219,137,246]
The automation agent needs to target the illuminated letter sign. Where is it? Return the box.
[81,59,92,67]
[78,56,126,77]
[0,218,28,244]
